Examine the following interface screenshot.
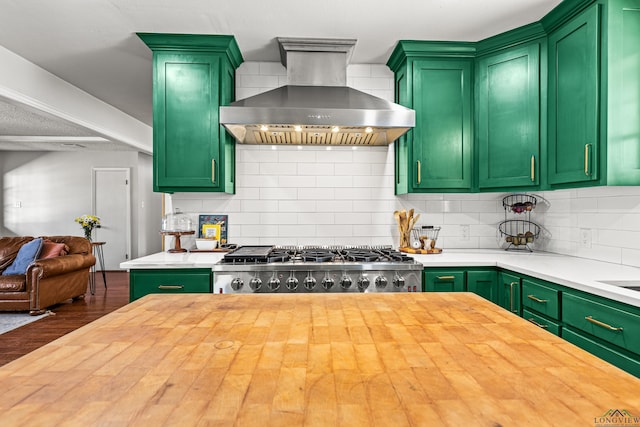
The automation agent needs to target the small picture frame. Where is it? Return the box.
[198,215,228,243]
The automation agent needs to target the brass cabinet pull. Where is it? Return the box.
[436,275,455,280]
[158,285,185,290]
[527,318,548,329]
[212,159,216,183]
[509,281,518,313]
[530,155,535,182]
[584,144,591,176]
[527,295,548,303]
[585,316,623,331]
[417,160,421,185]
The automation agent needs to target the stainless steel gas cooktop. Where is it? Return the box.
[212,245,423,294]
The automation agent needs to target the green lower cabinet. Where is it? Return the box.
[129,268,212,302]
[563,292,640,356]
[498,271,522,315]
[466,269,498,304]
[523,308,561,336]
[521,277,561,320]
[563,328,640,377]
[423,270,465,292]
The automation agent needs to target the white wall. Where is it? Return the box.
[167,60,640,269]
[0,150,162,259]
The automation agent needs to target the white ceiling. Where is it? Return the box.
[0,0,562,151]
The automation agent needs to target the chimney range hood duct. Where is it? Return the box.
[220,37,415,146]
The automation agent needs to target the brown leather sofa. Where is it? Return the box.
[0,236,95,315]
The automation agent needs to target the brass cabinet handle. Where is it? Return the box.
[530,155,535,182]
[527,318,548,329]
[527,295,548,303]
[585,316,623,331]
[158,285,185,290]
[584,144,591,176]
[509,281,518,313]
[436,275,455,280]
[417,160,421,185]
[212,159,216,183]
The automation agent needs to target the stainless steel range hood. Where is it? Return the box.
[220,37,415,146]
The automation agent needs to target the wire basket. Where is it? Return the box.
[498,220,540,251]
[411,226,441,249]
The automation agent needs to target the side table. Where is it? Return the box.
[89,242,107,295]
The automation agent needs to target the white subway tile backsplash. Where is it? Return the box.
[237,74,279,88]
[298,212,335,225]
[278,200,317,212]
[347,64,372,77]
[350,77,393,90]
[298,188,335,200]
[278,224,317,238]
[259,62,286,75]
[260,212,298,225]
[260,187,297,200]
[242,200,279,213]
[370,64,393,78]
[236,62,260,75]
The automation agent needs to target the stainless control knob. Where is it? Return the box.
[357,276,370,291]
[322,277,335,290]
[268,277,281,291]
[393,274,405,288]
[304,275,317,291]
[375,275,388,289]
[249,276,262,291]
[340,275,352,290]
[286,276,299,291]
[231,277,244,291]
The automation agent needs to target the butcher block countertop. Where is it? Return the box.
[2,293,639,426]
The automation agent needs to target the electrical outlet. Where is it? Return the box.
[580,228,592,248]
[461,225,470,241]
[14,201,22,208]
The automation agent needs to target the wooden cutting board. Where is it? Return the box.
[0,293,638,426]
[400,246,442,254]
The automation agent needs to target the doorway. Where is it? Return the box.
[93,168,131,270]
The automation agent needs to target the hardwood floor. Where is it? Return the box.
[0,271,130,367]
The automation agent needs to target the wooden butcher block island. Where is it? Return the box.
[1,293,639,426]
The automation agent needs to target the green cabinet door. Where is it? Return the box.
[129,268,212,301]
[498,271,521,315]
[412,59,473,191]
[423,270,465,292]
[548,4,600,186]
[394,64,411,195]
[154,52,221,191]
[467,269,498,304]
[606,0,640,185]
[138,34,242,193]
[477,43,541,190]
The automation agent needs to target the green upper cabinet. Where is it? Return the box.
[547,4,600,186]
[388,43,474,193]
[476,41,543,190]
[413,59,473,191]
[545,0,640,188]
[137,34,243,193]
[604,0,640,185]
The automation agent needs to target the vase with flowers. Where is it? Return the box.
[75,214,101,241]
